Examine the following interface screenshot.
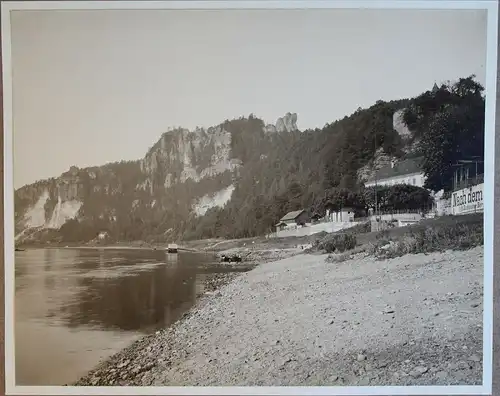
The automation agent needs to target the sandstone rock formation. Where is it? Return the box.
[393,109,412,138]
[275,112,298,133]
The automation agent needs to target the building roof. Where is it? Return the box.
[324,202,355,210]
[366,157,424,183]
[280,209,305,222]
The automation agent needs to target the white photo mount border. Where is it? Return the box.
[1,1,498,395]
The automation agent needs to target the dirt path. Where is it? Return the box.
[76,246,483,386]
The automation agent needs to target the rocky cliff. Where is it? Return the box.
[14,99,421,245]
[14,113,303,245]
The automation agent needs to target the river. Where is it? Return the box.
[14,248,247,386]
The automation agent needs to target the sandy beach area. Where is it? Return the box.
[75,243,483,387]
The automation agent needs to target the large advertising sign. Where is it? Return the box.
[451,183,484,215]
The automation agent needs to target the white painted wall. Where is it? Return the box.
[370,213,423,222]
[272,221,359,238]
[365,172,425,188]
[369,212,425,230]
[325,208,355,223]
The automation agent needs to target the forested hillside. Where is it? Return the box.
[14,76,484,245]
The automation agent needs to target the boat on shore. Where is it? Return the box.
[220,253,242,263]
[167,243,178,253]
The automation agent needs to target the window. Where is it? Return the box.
[412,178,416,185]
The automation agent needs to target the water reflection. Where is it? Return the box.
[15,248,247,385]
[17,249,216,332]
[61,256,198,331]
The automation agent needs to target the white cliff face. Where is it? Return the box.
[198,126,233,180]
[393,108,420,153]
[275,112,298,133]
[21,190,82,230]
[23,190,50,228]
[46,196,82,229]
[357,109,420,183]
[193,185,235,216]
[139,125,238,191]
[393,109,412,137]
[139,113,298,193]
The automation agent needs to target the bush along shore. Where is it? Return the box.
[74,214,484,386]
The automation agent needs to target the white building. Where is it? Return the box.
[364,157,425,188]
[324,205,355,223]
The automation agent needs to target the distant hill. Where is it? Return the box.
[14,87,440,245]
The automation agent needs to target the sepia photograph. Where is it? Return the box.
[2,0,497,394]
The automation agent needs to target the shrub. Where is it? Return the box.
[347,221,371,235]
[370,220,483,259]
[325,244,365,263]
[376,228,390,240]
[321,233,357,253]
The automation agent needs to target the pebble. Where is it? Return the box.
[357,354,367,362]
[458,361,469,370]
[468,354,481,362]
[358,377,370,385]
[117,360,130,369]
[377,361,389,368]
[409,366,428,378]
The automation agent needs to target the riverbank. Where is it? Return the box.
[72,268,249,386]
[75,243,483,386]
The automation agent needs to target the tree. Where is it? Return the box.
[362,185,433,213]
[402,75,485,192]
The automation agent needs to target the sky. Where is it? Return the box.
[10,7,488,189]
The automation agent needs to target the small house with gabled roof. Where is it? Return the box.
[365,157,425,188]
[275,209,310,232]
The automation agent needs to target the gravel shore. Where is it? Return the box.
[75,245,483,386]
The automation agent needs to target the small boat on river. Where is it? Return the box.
[167,243,178,253]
